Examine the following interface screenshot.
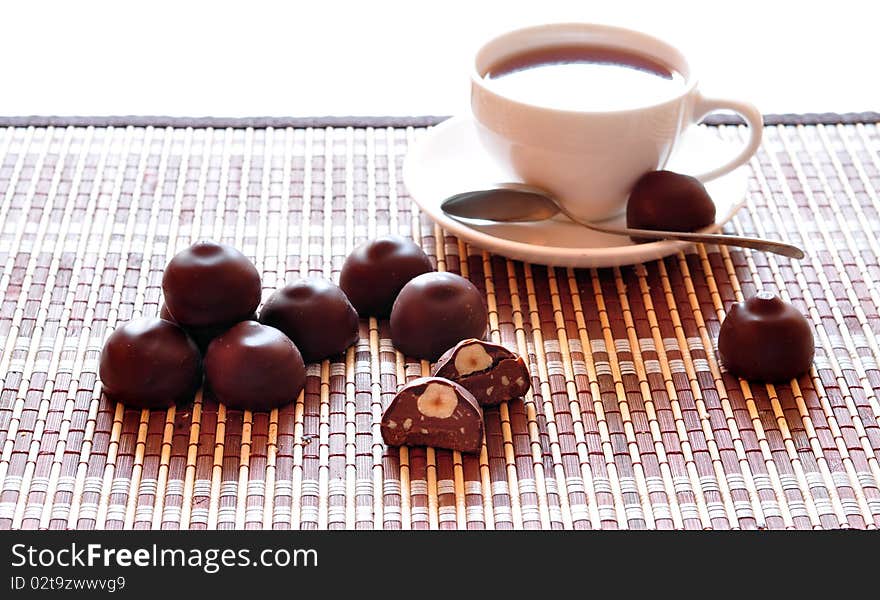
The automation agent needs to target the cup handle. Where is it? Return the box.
[690,93,763,183]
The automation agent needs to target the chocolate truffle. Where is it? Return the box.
[162,241,261,329]
[159,303,174,321]
[160,303,256,353]
[381,377,484,454]
[390,272,488,361]
[99,317,202,409]
[339,235,434,317]
[432,338,530,405]
[718,291,815,382]
[204,321,306,411]
[626,170,716,243]
[259,278,359,362]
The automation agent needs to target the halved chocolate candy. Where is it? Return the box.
[381,377,484,454]
[432,339,530,406]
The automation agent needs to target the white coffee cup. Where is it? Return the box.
[470,23,763,222]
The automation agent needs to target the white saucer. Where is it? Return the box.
[402,115,749,267]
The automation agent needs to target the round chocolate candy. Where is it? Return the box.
[718,291,815,382]
[339,235,434,318]
[259,278,359,362]
[204,321,306,411]
[162,241,261,329]
[159,303,174,322]
[99,317,202,409]
[390,271,488,361]
[160,303,256,353]
[626,170,715,243]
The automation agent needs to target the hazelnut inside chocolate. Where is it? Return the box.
[626,170,715,243]
[381,376,484,454]
[432,338,530,406]
[718,291,815,382]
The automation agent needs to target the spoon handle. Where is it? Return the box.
[544,200,805,259]
[580,220,805,259]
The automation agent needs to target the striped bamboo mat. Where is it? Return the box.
[0,117,879,530]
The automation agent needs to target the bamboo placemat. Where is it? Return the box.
[0,116,878,530]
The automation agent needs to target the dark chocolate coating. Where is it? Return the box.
[259,278,359,362]
[162,241,262,328]
[390,272,488,361]
[381,376,484,454]
[159,303,174,321]
[626,170,715,243]
[160,303,256,353]
[718,292,815,382]
[204,321,306,411]
[99,317,202,409]
[339,235,434,318]
[432,338,530,405]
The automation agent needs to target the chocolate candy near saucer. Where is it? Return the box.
[432,338,530,405]
[381,377,484,454]
[99,317,202,409]
[718,291,815,382]
[626,170,715,243]
[390,271,488,361]
[259,278,359,362]
[339,235,434,318]
[160,303,256,352]
[204,321,306,411]
[162,241,261,329]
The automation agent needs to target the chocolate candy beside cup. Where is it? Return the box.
[99,317,202,409]
[626,170,715,243]
[432,338,530,406]
[204,321,306,411]
[381,377,484,454]
[390,271,488,361]
[718,291,814,382]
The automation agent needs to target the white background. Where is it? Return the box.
[1,0,877,117]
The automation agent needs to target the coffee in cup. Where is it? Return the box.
[484,44,687,111]
[470,24,763,222]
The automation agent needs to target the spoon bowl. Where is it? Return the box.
[441,185,561,222]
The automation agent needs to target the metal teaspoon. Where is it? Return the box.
[440,183,804,259]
